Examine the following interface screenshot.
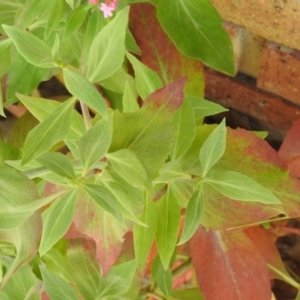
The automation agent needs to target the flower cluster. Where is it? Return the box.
[89,0,118,18]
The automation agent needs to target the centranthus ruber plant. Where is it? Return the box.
[0,0,300,299]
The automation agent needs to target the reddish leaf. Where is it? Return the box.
[143,78,186,112]
[279,119,300,178]
[190,226,271,300]
[201,128,300,230]
[129,3,205,97]
[72,190,128,275]
[245,226,290,280]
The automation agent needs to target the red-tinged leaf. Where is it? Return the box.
[200,128,300,230]
[245,226,290,280]
[279,119,300,178]
[220,129,300,217]
[72,190,128,275]
[130,3,205,97]
[189,226,271,300]
[143,77,186,112]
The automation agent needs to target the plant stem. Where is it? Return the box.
[80,101,92,130]
[267,263,300,289]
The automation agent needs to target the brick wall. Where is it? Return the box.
[205,0,300,144]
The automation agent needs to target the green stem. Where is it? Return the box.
[267,263,300,289]
[80,101,92,130]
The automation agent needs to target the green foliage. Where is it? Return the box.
[0,1,297,299]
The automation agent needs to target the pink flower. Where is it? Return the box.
[99,2,116,18]
[89,0,98,4]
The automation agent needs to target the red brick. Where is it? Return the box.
[204,68,300,140]
[257,41,300,105]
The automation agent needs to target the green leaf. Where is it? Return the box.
[40,266,79,300]
[98,260,136,298]
[42,248,74,283]
[122,81,139,112]
[0,191,65,230]
[0,39,11,56]
[178,190,203,244]
[0,257,40,300]
[133,193,157,273]
[0,140,20,163]
[83,184,123,223]
[78,116,112,175]
[3,25,56,68]
[205,171,282,204]
[22,98,75,164]
[45,0,65,40]
[156,188,181,269]
[63,67,108,119]
[110,79,185,179]
[15,0,48,29]
[37,152,76,179]
[106,149,152,193]
[126,51,163,100]
[64,5,88,41]
[172,98,196,160]
[102,180,146,226]
[126,27,141,55]
[188,96,228,119]
[87,7,129,83]
[66,239,101,299]
[152,257,172,299]
[199,119,226,177]
[39,189,77,256]
[6,51,52,105]
[157,0,234,75]
[16,94,85,140]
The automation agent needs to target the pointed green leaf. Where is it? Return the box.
[157,0,235,75]
[79,116,112,175]
[37,152,76,179]
[98,260,136,298]
[126,27,141,55]
[156,188,181,269]
[22,98,75,164]
[172,98,196,160]
[178,190,203,245]
[3,25,56,68]
[122,81,139,112]
[66,239,101,299]
[64,5,88,41]
[40,266,79,300]
[110,79,185,179]
[126,51,163,100]
[106,149,152,193]
[152,257,172,299]
[103,180,146,226]
[0,191,64,229]
[45,0,65,40]
[87,7,129,83]
[83,184,123,223]
[16,94,85,140]
[199,119,226,177]
[205,171,282,204]
[133,193,157,273]
[63,67,108,119]
[0,257,40,300]
[42,248,74,283]
[39,189,77,256]
[188,96,228,119]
